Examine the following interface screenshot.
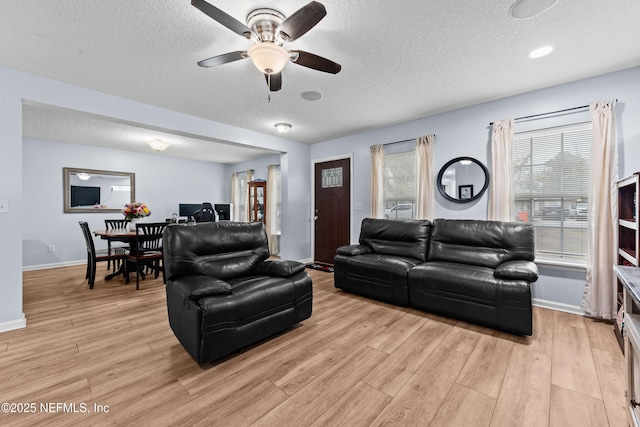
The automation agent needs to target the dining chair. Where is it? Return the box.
[78,221,127,289]
[125,222,167,290]
[104,218,130,272]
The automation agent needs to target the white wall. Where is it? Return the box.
[310,66,640,312]
[22,138,228,267]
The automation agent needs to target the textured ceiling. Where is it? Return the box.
[3,0,640,161]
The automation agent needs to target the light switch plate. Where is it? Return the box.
[0,200,8,213]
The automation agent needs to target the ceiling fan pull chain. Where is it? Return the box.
[267,74,271,102]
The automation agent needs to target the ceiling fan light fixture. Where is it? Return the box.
[275,123,292,134]
[146,138,170,151]
[248,43,289,74]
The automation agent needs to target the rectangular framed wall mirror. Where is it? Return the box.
[63,167,135,213]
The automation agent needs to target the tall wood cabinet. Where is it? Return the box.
[617,173,640,350]
[248,180,266,223]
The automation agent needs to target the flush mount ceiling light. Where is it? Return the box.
[509,0,558,19]
[77,173,91,180]
[146,138,170,151]
[274,123,292,134]
[529,45,553,58]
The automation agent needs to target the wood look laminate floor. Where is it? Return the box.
[0,265,626,426]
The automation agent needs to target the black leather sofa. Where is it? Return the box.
[163,222,313,364]
[334,218,538,335]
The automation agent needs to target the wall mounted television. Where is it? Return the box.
[70,185,100,207]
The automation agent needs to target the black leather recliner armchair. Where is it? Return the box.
[163,221,313,364]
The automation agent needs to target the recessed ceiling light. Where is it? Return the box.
[301,91,322,101]
[509,0,558,19]
[529,46,553,58]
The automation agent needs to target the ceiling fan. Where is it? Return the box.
[191,0,341,92]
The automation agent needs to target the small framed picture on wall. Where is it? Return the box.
[459,185,474,200]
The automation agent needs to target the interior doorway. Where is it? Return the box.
[313,158,351,264]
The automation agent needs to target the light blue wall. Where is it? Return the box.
[22,138,228,266]
[0,68,25,330]
[310,66,640,311]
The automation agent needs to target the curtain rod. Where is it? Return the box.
[489,100,618,126]
[489,104,590,126]
[372,136,436,148]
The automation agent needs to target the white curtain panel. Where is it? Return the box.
[246,169,254,222]
[582,100,618,319]
[370,144,385,218]
[231,172,238,221]
[488,119,515,221]
[266,165,279,254]
[416,134,435,220]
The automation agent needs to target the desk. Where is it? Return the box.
[93,228,137,281]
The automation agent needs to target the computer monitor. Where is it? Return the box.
[214,204,231,221]
[178,203,202,219]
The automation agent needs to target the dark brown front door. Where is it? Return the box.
[314,158,350,264]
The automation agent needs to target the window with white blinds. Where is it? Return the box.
[513,122,592,264]
[383,150,417,219]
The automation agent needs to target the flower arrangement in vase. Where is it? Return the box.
[122,202,151,229]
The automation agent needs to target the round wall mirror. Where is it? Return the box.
[437,157,490,203]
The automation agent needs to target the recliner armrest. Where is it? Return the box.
[494,260,539,282]
[169,275,232,300]
[336,244,372,256]
[252,260,305,277]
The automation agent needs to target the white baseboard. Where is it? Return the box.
[532,298,584,316]
[0,314,26,333]
[22,260,85,271]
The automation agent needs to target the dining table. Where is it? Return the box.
[93,228,140,281]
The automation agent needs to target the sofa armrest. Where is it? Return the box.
[252,260,305,278]
[494,260,539,282]
[336,244,372,256]
[169,275,232,301]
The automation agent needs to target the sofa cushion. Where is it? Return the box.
[163,222,270,281]
[428,219,535,268]
[359,218,431,262]
[410,261,499,301]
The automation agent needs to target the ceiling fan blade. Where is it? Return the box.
[290,50,341,74]
[197,51,248,68]
[264,72,282,92]
[191,0,257,41]
[277,1,327,42]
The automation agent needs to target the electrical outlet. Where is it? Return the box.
[48,245,55,252]
[0,200,8,214]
